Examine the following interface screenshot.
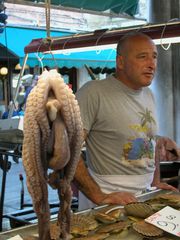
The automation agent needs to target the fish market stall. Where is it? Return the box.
[0,189,180,240]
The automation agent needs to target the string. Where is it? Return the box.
[34,40,45,72]
[160,18,179,51]
[94,29,109,54]
[100,48,116,75]
[61,33,80,55]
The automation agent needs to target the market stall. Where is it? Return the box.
[0,189,180,240]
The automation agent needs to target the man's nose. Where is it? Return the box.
[147,57,157,69]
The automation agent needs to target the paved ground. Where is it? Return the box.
[0,157,60,232]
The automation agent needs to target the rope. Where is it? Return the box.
[45,0,51,38]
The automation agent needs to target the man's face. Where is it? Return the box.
[117,36,158,90]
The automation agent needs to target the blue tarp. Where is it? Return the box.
[0,26,116,68]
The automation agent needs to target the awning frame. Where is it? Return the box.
[24,21,180,53]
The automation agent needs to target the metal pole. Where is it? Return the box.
[0,154,9,231]
[8,54,29,118]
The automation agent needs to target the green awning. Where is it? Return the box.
[25,0,139,16]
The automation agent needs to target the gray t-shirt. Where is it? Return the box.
[76,75,158,176]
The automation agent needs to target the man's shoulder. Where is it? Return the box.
[80,75,112,90]
[143,87,154,97]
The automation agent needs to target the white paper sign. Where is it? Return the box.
[145,206,180,237]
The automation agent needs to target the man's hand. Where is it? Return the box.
[153,182,179,192]
[100,191,137,205]
[156,137,180,161]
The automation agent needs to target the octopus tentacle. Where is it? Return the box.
[22,69,83,240]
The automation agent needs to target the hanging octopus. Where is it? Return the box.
[22,69,83,240]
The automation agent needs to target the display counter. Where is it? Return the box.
[0,189,180,240]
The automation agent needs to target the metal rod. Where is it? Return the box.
[0,154,9,231]
[8,53,28,118]
[84,64,96,80]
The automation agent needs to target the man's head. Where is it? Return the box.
[116,32,157,90]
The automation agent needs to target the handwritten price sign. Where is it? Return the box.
[145,206,180,237]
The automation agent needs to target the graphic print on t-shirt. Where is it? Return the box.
[122,108,156,168]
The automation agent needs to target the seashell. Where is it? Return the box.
[96,220,129,234]
[94,212,116,224]
[71,214,99,237]
[128,216,143,222]
[146,194,180,209]
[156,194,180,202]
[150,203,167,212]
[105,207,126,221]
[73,232,110,240]
[155,194,180,208]
[133,220,164,237]
[104,228,129,240]
[124,202,153,218]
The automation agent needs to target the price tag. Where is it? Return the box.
[145,206,180,237]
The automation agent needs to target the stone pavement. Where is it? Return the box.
[0,157,59,232]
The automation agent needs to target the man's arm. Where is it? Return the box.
[155,136,180,161]
[74,130,137,206]
[74,156,107,204]
[151,139,179,192]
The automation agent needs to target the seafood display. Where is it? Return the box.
[45,192,180,239]
[146,193,180,209]
[0,191,180,240]
[22,69,84,240]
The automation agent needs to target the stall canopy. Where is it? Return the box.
[14,0,139,16]
[58,0,139,15]
[0,26,116,68]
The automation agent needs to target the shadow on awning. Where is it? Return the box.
[0,43,19,63]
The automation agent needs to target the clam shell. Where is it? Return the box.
[128,216,143,222]
[124,202,153,218]
[104,229,129,240]
[156,194,180,202]
[71,214,98,236]
[155,194,180,208]
[133,220,164,237]
[106,207,126,221]
[96,221,129,234]
[146,194,180,209]
[73,232,110,240]
[94,212,116,224]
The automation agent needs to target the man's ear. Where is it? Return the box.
[116,55,124,70]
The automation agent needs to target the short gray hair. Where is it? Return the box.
[116,31,151,56]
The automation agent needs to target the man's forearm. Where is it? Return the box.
[151,149,161,186]
[74,155,106,204]
[151,163,160,186]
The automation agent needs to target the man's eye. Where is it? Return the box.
[137,55,146,58]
